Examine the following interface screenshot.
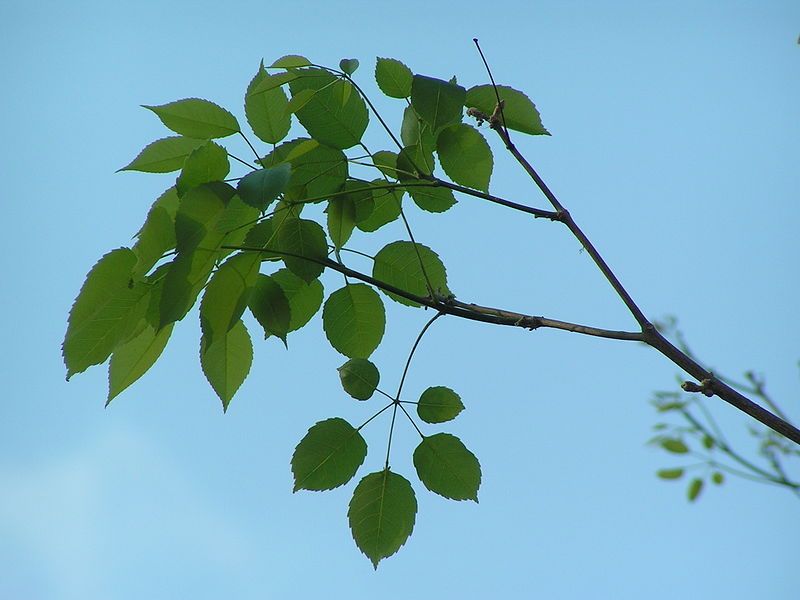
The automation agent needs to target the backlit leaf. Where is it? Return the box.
[436,124,492,192]
[119,136,205,173]
[465,84,549,135]
[107,323,173,404]
[292,417,367,491]
[327,196,356,249]
[371,150,399,179]
[408,184,456,213]
[236,164,291,211]
[413,433,480,501]
[248,274,291,342]
[338,358,380,400]
[132,187,179,277]
[260,137,348,201]
[356,182,402,232]
[245,65,292,144]
[339,58,360,75]
[199,253,260,345]
[270,55,311,68]
[144,98,240,139]
[417,386,464,423]
[372,241,449,307]
[687,478,704,502]
[271,268,324,332]
[348,469,417,569]
[411,75,465,132]
[400,106,435,172]
[273,215,328,282]
[200,319,253,411]
[175,140,230,196]
[375,57,413,98]
[323,284,385,358]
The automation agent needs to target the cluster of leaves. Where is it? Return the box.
[63,54,548,566]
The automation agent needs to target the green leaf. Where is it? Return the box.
[656,468,685,480]
[372,241,449,307]
[465,84,549,135]
[63,248,148,379]
[119,136,205,173]
[236,164,291,211]
[248,274,291,342]
[417,386,464,423]
[410,75,466,132]
[175,140,230,197]
[371,150,399,179]
[356,182,402,233]
[338,358,380,400]
[270,54,311,68]
[413,433,481,502]
[132,187,179,277]
[285,88,316,114]
[396,144,436,180]
[323,284,385,358]
[260,138,348,201]
[661,439,689,454]
[656,401,686,413]
[408,184,457,213]
[339,58,360,75]
[375,57,413,98]
[400,106,435,172]
[702,435,715,450]
[200,319,253,411]
[687,477,704,502]
[289,68,368,149]
[144,98,240,139]
[711,471,725,485]
[292,417,367,492]
[327,196,356,249]
[436,124,492,192]
[107,323,173,404]
[158,249,218,329]
[245,65,291,144]
[174,182,234,253]
[273,215,328,282]
[348,469,417,569]
[271,268,323,331]
[199,253,260,345]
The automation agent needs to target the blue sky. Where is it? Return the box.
[2,1,799,598]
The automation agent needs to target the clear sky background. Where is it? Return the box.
[2,1,798,598]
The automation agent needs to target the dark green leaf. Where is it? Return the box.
[702,435,715,450]
[132,187,179,277]
[338,358,380,400]
[396,144,435,179]
[292,418,367,492]
[661,439,689,454]
[411,75,465,132]
[200,319,253,411]
[372,150,399,179]
[237,164,291,211]
[375,57,413,98]
[687,478,704,502]
[144,98,240,139]
[400,106,435,172]
[260,138,348,201]
[248,274,291,342]
[199,253,260,345]
[436,124,492,192]
[413,433,481,502]
[348,469,417,569]
[372,241,449,307]
[119,136,205,173]
[271,268,324,332]
[465,84,549,135]
[285,88,316,114]
[656,468,685,480]
[107,323,173,404]
[323,284,385,358]
[327,195,356,249]
[417,386,464,423]
[339,58,360,75]
[158,249,218,329]
[273,215,328,282]
[356,182,402,232]
[245,65,291,144]
[175,140,230,197]
[408,184,457,213]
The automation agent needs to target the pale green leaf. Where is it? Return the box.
[413,433,481,501]
[372,241,449,307]
[175,140,230,197]
[199,253,260,345]
[200,319,253,411]
[260,138,348,201]
[174,182,234,253]
[323,284,385,358]
[236,164,291,211]
[410,75,465,132]
[465,84,549,135]
[119,136,205,173]
[436,124,492,192]
[417,386,464,423]
[107,323,173,404]
[375,57,413,98]
[245,65,291,144]
[338,358,380,400]
[292,417,367,492]
[400,106,435,171]
[132,187,179,277]
[144,98,240,139]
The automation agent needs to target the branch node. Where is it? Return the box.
[682,378,715,397]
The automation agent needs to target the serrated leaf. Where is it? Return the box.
[271,268,324,332]
[245,66,292,144]
[323,284,385,358]
[414,433,480,502]
[248,274,291,342]
[289,68,368,149]
[292,418,367,492]
[285,88,316,114]
[356,183,402,232]
[339,58,360,75]
[417,386,464,423]
[436,124,492,192]
[270,55,311,68]
[200,319,252,411]
[372,150,399,179]
[175,140,230,197]
[661,439,689,454]
[465,84,549,135]
[411,75,465,132]
[119,136,205,173]
[107,322,173,404]
[338,358,380,400]
[174,182,234,253]
[63,248,148,379]
[375,57,413,98]
[348,469,417,569]
[408,184,457,213]
[327,196,356,249]
[687,478,704,502]
[372,241,449,307]
[260,137,348,201]
[656,468,685,480]
[237,164,291,211]
[273,215,328,282]
[199,253,260,345]
[132,187,179,277]
[400,106,435,173]
[144,98,240,139]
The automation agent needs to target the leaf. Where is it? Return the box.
[417,386,464,423]
[323,284,385,358]
[371,150,399,179]
[248,274,291,342]
[292,418,367,492]
[107,323,173,404]
[144,98,240,139]
[119,136,205,173]
[200,319,253,411]
[273,215,328,282]
[132,187,179,277]
[408,184,457,213]
[285,88,316,114]
[175,140,230,197]
[199,253,260,345]
[271,268,323,331]
[174,182,234,254]
[159,249,218,329]
[711,471,725,485]
[413,433,481,502]
[260,138,348,201]
[270,54,311,68]
[339,58,360,75]
[400,106,435,172]
[410,75,465,132]
[687,478,704,502]
[356,183,402,233]
[372,241,449,307]
[327,196,356,249]
[660,439,689,454]
[245,65,292,144]
[436,124,492,192]
[338,358,380,400]
[465,84,549,135]
[289,68,368,149]
[702,435,715,450]
[63,248,148,379]
[348,469,417,569]
[375,57,413,98]
[656,468,685,480]
[236,164,291,211]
